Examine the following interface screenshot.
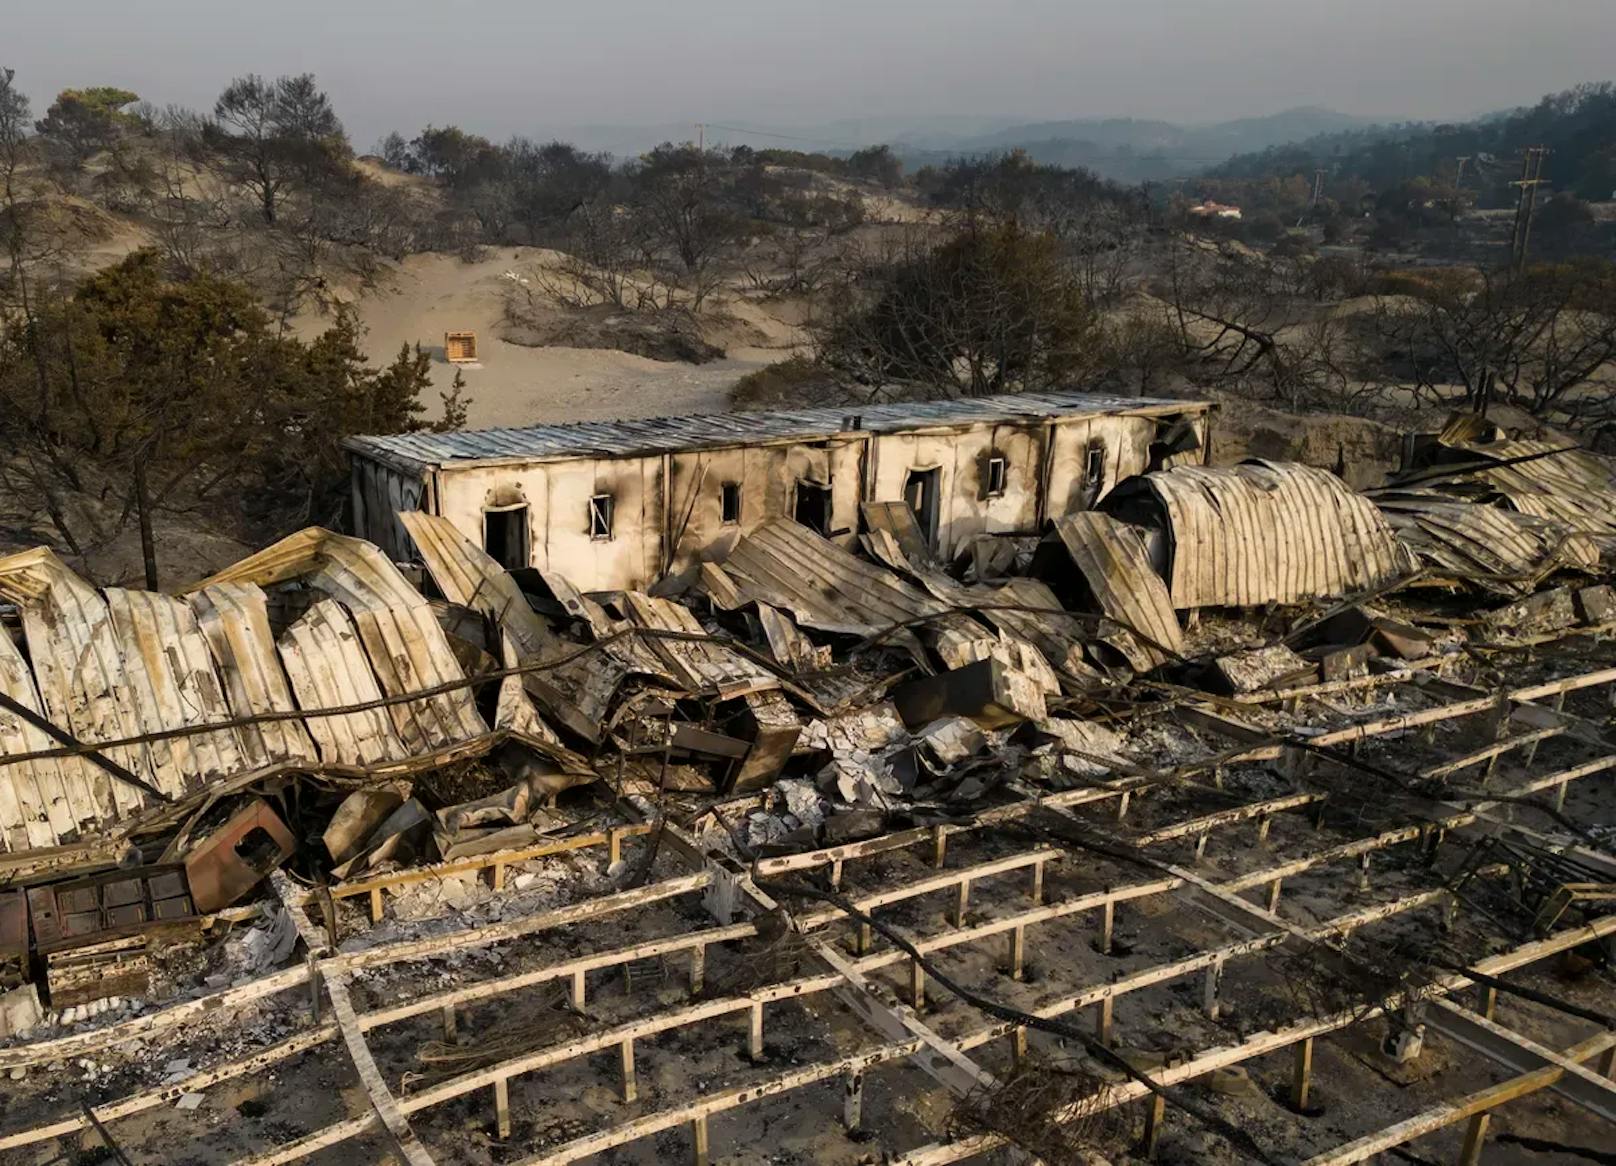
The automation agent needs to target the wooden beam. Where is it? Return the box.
[1303,1031,1616,1164]
[1425,998,1616,1123]
[268,874,437,1166]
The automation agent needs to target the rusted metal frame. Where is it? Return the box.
[952,887,1463,1056]
[358,920,756,1031]
[1177,865,1616,1121]
[887,913,1616,1165]
[1302,1030,1616,1164]
[229,850,1479,1166]
[1229,657,1452,705]
[268,873,436,1166]
[239,869,1145,1164]
[0,874,707,1073]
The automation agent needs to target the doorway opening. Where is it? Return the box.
[794,480,832,534]
[904,467,941,549]
[483,505,530,570]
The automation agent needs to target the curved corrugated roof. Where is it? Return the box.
[345,390,1209,471]
[191,529,488,755]
[1108,461,1415,610]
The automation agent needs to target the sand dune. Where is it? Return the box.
[295,248,805,429]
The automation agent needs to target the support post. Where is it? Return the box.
[689,945,705,996]
[954,879,971,928]
[491,861,506,892]
[829,858,844,890]
[843,1070,864,1131]
[1096,995,1114,1046]
[1291,1036,1313,1111]
[1458,1111,1490,1166]
[910,957,926,1010]
[570,970,586,1010]
[1009,1025,1028,1065]
[608,827,623,867]
[307,954,322,1024]
[1194,832,1210,861]
[748,1002,764,1061]
[1141,1091,1166,1158]
[854,921,872,955]
[441,1004,457,1041]
[1008,925,1026,981]
[1480,984,1498,1021]
[932,825,948,869]
[1117,790,1132,819]
[1031,860,1045,906]
[493,1076,511,1139]
[1257,815,1272,845]
[619,1037,637,1103]
[1267,878,1284,913]
[369,887,384,924]
[1203,955,1225,1019]
[1358,853,1372,892]
[1098,898,1114,955]
[691,1114,710,1166]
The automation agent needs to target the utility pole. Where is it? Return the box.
[1297,168,1326,228]
[695,123,705,151]
[1509,146,1548,274]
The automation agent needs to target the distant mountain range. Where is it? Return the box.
[544,108,1383,183]
[1209,83,1616,204]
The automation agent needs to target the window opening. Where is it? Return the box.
[721,482,741,525]
[589,494,614,540]
[986,455,1008,497]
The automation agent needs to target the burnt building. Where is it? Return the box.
[344,390,1214,591]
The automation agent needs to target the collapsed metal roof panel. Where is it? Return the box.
[103,588,253,797]
[0,531,500,856]
[0,550,160,833]
[0,625,87,852]
[1110,460,1415,610]
[398,511,618,741]
[1374,489,1568,595]
[189,583,320,769]
[718,518,951,638]
[345,390,1211,471]
[1044,513,1184,672]
[191,529,489,756]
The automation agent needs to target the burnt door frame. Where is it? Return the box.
[904,466,942,550]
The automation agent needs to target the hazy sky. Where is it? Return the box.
[8,0,1613,147]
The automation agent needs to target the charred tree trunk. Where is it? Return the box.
[133,458,160,590]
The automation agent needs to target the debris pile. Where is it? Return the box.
[1,427,1614,1049]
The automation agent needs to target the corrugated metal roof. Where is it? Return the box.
[717,518,951,640]
[1379,439,1616,580]
[1109,460,1416,610]
[398,511,621,741]
[191,529,489,756]
[346,390,1209,472]
[1044,513,1183,671]
[1374,489,1566,595]
[0,532,503,856]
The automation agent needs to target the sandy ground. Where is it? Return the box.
[293,249,808,430]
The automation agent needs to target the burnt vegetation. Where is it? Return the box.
[3,64,1616,586]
